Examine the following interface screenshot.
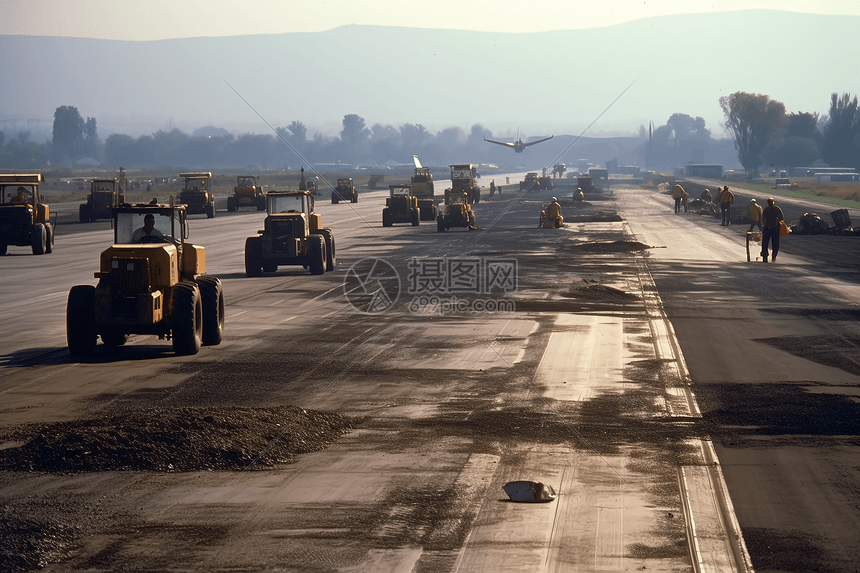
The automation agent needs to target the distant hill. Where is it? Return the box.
[1,10,857,141]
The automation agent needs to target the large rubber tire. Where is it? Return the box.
[206,201,216,218]
[67,285,97,358]
[79,204,89,224]
[352,192,358,204]
[382,208,392,227]
[227,197,236,212]
[411,209,420,226]
[45,224,53,254]
[319,229,336,272]
[244,236,263,277]
[31,223,46,255]
[0,243,7,255]
[196,276,225,346]
[332,194,339,204]
[308,235,326,276]
[171,282,202,356]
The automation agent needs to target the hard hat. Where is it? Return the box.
[750,198,756,202]
[552,197,557,202]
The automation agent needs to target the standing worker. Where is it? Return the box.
[672,184,688,214]
[760,197,784,262]
[720,185,734,226]
[748,199,763,231]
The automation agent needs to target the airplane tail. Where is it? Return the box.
[413,155,423,169]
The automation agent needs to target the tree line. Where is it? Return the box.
[720,92,860,177]
[1,94,858,174]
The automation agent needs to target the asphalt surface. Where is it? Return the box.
[0,176,858,572]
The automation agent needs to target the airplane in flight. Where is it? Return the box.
[483,129,554,153]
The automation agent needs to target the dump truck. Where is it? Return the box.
[244,190,335,276]
[382,184,420,227]
[332,178,358,204]
[445,164,480,205]
[437,191,475,231]
[411,155,438,220]
[178,172,215,218]
[66,200,225,357]
[0,173,54,255]
[227,175,266,211]
[79,177,126,223]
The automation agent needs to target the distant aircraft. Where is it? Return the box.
[483,129,553,153]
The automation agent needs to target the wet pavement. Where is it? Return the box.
[1,177,857,571]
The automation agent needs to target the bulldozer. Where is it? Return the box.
[411,156,438,220]
[446,164,480,205]
[227,175,266,212]
[0,173,54,255]
[382,184,420,227]
[66,199,225,357]
[332,178,358,204]
[79,177,126,223]
[244,189,335,276]
[437,191,476,232]
[178,172,216,218]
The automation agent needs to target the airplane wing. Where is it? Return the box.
[522,135,554,148]
[483,136,516,148]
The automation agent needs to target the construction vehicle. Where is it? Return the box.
[411,155,438,220]
[0,173,54,255]
[382,184,420,227]
[332,178,358,204]
[367,174,385,189]
[520,172,553,192]
[445,164,480,205]
[244,189,335,276]
[178,172,215,218]
[65,199,225,357]
[227,175,266,212]
[437,191,475,232]
[79,177,127,223]
[578,175,594,194]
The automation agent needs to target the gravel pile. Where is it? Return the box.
[0,406,354,473]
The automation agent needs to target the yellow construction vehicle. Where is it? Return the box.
[228,175,266,211]
[382,184,420,227]
[437,191,475,231]
[66,200,224,357]
[411,155,438,220]
[178,172,216,218]
[0,173,53,255]
[244,189,335,276]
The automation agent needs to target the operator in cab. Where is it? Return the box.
[132,213,164,243]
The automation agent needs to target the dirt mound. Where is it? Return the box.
[0,406,353,473]
[564,240,651,253]
[563,284,638,301]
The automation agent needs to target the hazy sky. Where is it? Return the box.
[3,0,859,39]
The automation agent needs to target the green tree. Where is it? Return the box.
[821,92,860,169]
[52,105,86,160]
[340,114,370,143]
[720,92,787,177]
[762,111,821,170]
